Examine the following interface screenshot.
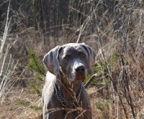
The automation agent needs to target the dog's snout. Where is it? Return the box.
[75,65,86,81]
[75,66,85,72]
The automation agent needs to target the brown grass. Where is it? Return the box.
[0,1,144,119]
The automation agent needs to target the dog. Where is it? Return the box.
[42,43,95,119]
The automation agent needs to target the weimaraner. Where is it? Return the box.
[42,43,95,119]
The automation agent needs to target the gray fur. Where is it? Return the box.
[42,43,95,119]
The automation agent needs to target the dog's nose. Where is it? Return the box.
[75,66,85,72]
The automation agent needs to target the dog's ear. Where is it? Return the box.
[81,43,96,74]
[43,46,61,76]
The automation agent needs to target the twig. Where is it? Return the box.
[84,74,98,88]
[0,0,11,57]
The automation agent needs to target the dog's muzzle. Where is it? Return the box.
[75,65,86,81]
[69,59,86,81]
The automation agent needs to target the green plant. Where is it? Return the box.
[30,105,42,111]
[18,99,42,111]
[18,99,30,107]
[30,83,42,96]
[88,52,120,87]
[96,99,112,111]
[28,51,46,81]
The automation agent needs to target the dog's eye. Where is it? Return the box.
[64,54,71,60]
[79,52,86,58]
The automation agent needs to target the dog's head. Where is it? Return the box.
[43,43,95,82]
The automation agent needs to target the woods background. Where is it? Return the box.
[0,0,144,119]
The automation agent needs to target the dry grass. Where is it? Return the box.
[0,1,144,119]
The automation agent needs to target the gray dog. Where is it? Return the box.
[42,43,95,119]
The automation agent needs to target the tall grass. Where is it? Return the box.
[0,0,143,119]
[0,0,12,101]
[0,0,19,103]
